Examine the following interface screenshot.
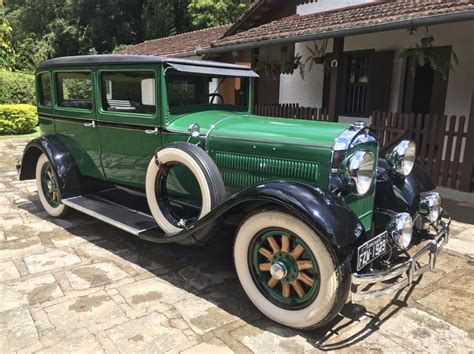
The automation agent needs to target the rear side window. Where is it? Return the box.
[38,73,52,107]
[56,72,93,110]
[100,71,156,114]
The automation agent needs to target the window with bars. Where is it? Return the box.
[343,53,370,116]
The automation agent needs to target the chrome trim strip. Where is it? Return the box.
[204,114,238,152]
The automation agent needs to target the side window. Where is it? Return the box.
[38,73,52,107]
[56,72,93,110]
[100,71,156,114]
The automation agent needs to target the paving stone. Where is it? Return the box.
[445,228,474,257]
[24,249,82,274]
[118,278,188,312]
[36,335,105,354]
[0,274,63,312]
[106,312,189,352]
[230,322,314,353]
[44,290,126,335]
[174,295,239,335]
[65,262,129,290]
[417,287,474,332]
[0,237,45,261]
[178,263,234,290]
[0,307,39,352]
[380,307,468,352]
[0,260,21,282]
[181,338,234,354]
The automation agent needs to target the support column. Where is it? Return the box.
[328,37,345,122]
[459,91,474,192]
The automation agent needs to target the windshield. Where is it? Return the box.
[166,73,249,114]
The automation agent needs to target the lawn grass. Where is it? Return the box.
[0,126,41,140]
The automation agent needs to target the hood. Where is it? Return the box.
[167,110,349,149]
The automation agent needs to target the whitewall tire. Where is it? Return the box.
[234,210,350,329]
[36,153,68,218]
[145,142,225,235]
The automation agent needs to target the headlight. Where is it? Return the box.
[387,212,413,250]
[387,140,416,176]
[419,192,442,223]
[338,151,375,195]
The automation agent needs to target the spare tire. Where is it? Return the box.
[145,142,226,235]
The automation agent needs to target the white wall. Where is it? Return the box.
[297,0,375,15]
[279,21,474,124]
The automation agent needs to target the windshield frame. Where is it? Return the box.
[162,69,253,123]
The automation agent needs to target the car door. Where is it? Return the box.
[53,70,104,180]
[95,67,162,189]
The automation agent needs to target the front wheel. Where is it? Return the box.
[36,154,68,218]
[233,210,350,329]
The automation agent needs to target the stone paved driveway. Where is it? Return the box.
[1,138,473,353]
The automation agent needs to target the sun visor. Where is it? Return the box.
[167,63,259,78]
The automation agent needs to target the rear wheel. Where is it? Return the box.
[36,154,68,218]
[233,210,350,329]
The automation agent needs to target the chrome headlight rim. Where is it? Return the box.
[387,212,413,250]
[387,140,416,176]
[419,192,442,223]
[338,151,375,196]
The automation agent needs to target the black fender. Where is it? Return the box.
[140,181,365,255]
[19,135,84,198]
[374,159,435,231]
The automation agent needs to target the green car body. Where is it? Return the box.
[18,55,449,330]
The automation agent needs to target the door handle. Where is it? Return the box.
[145,128,159,135]
[84,121,96,128]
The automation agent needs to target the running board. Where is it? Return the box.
[62,194,161,236]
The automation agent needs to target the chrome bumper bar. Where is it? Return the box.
[351,215,451,301]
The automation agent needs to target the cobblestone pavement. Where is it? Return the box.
[1,138,473,353]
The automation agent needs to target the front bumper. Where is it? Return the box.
[351,215,451,301]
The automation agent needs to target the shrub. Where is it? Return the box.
[0,104,38,134]
[0,70,36,105]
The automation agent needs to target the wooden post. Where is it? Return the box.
[459,91,474,192]
[328,37,345,122]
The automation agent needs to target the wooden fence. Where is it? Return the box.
[254,104,330,121]
[371,111,473,193]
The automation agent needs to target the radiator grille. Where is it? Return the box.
[215,152,319,189]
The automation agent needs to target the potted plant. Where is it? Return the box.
[281,52,305,79]
[399,35,459,80]
[305,39,329,70]
[254,54,281,81]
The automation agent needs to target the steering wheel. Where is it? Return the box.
[209,93,224,104]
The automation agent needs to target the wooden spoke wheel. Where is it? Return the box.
[234,211,350,329]
[35,153,68,218]
[250,230,320,310]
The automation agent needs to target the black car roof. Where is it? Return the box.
[37,54,252,71]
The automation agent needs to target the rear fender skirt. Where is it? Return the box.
[141,181,365,254]
[375,159,436,215]
[19,135,83,198]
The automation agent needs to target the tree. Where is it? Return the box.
[188,0,250,28]
[0,7,15,70]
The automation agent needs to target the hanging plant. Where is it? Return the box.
[304,39,329,72]
[254,54,281,81]
[399,35,459,80]
[281,52,305,79]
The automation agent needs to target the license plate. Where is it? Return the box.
[357,232,388,271]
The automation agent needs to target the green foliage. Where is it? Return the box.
[0,104,38,135]
[399,36,459,80]
[188,0,250,28]
[0,9,15,70]
[0,70,36,104]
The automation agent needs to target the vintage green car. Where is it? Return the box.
[19,55,450,330]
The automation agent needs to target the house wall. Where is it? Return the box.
[297,0,376,15]
[279,21,474,125]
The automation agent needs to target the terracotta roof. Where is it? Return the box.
[212,0,474,49]
[119,25,231,57]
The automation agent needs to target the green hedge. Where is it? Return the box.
[0,104,38,135]
[0,71,36,105]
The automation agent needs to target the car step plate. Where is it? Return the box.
[62,194,159,236]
